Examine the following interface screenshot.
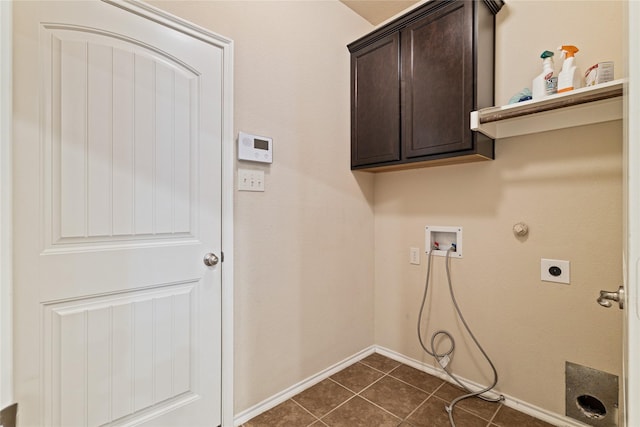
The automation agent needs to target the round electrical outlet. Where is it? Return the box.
[541,259,570,284]
[549,266,562,276]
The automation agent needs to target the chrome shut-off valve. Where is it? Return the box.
[597,285,625,309]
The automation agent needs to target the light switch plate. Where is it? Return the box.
[410,247,420,265]
[238,169,265,192]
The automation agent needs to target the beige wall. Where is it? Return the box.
[156,0,624,419]
[151,0,375,414]
[374,0,624,416]
[495,0,624,105]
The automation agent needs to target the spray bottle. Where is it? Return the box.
[557,45,581,93]
[532,50,556,99]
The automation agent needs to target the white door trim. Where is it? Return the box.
[625,1,640,426]
[0,0,13,412]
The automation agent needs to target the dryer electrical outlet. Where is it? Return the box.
[541,258,570,284]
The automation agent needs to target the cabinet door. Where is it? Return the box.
[402,1,473,158]
[351,33,400,167]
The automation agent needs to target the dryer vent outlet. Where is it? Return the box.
[565,361,618,427]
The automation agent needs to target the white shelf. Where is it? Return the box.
[471,79,625,139]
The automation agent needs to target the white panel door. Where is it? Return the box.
[13,1,225,425]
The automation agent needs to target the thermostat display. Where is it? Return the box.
[238,132,273,163]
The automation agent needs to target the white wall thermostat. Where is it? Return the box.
[238,131,273,163]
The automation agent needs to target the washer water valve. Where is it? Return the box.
[425,226,462,258]
[513,222,529,237]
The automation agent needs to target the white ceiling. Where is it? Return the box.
[339,0,420,25]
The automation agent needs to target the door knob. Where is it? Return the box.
[203,253,219,267]
[597,285,624,309]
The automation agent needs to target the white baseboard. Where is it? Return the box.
[375,346,589,427]
[233,346,376,426]
[234,345,589,427]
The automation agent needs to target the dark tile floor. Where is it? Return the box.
[243,353,556,427]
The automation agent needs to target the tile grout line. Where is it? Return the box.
[246,354,549,427]
[346,362,419,423]
[319,365,408,423]
[485,402,502,426]
[369,362,453,423]
[355,393,405,423]
[291,360,398,424]
[369,366,433,423]
[313,392,359,423]
[309,357,498,426]
[389,393,431,423]
[426,377,505,425]
[297,355,490,426]
[387,368,447,396]
[288,397,323,426]
[401,382,444,422]
[382,368,499,426]
[314,376,389,422]
[331,359,470,424]
[302,378,359,422]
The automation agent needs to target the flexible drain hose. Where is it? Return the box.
[417,248,505,426]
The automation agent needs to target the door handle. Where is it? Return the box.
[597,285,625,309]
[203,253,219,267]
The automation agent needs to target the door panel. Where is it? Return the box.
[402,1,472,158]
[45,25,200,250]
[351,34,401,167]
[14,2,223,425]
[42,282,198,426]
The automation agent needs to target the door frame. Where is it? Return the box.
[0,0,13,414]
[0,1,235,425]
[625,1,640,425]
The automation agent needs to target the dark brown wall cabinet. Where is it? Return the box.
[348,0,504,171]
